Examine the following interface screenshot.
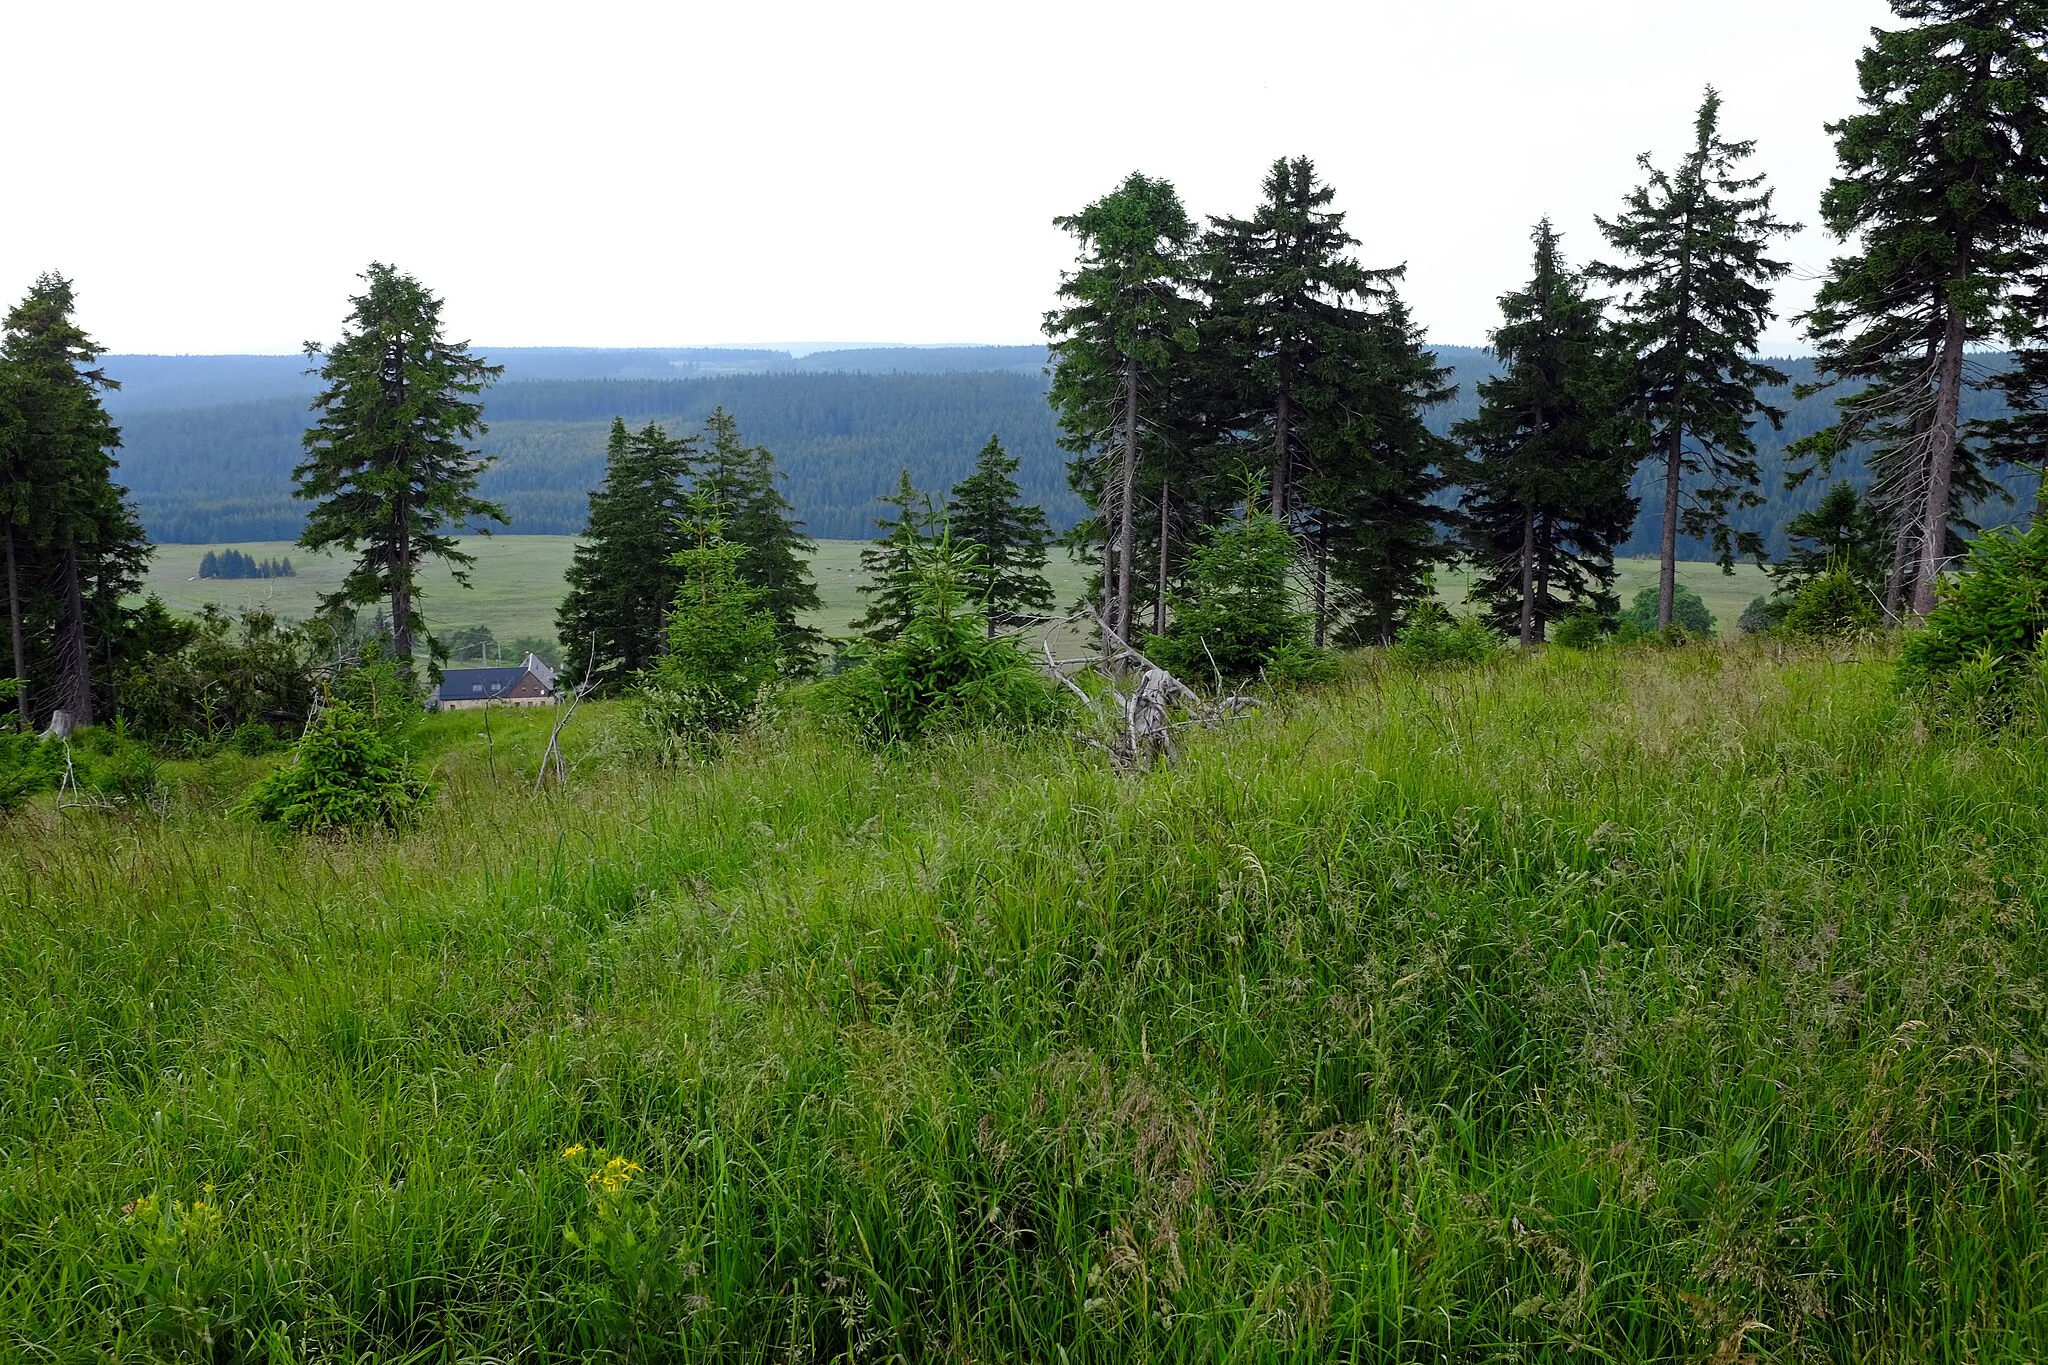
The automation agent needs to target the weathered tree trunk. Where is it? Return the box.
[4,524,25,728]
[1657,420,1683,630]
[1314,519,1330,648]
[1915,273,1970,616]
[55,543,92,728]
[1116,357,1140,643]
[1154,480,1170,636]
[1271,388,1290,519]
[1533,519,1552,644]
[1517,503,1537,646]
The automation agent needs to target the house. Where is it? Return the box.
[432,653,560,710]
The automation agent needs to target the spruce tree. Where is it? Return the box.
[693,408,821,668]
[1767,480,1891,598]
[1799,2,2048,614]
[0,274,149,728]
[946,435,1053,635]
[1591,88,1796,628]
[294,263,505,669]
[854,469,938,642]
[1455,220,1635,643]
[1045,172,1198,643]
[557,418,697,687]
[642,496,781,744]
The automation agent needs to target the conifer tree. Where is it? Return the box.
[1767,480,1891,598]
[693,408,821,668]
[946,435,1053,635]
[1800,1,2048,614]
[1455,220,1635,643]
[557,418,697,687]
[0,274,149,728]
[641,496,780,744]
[1045,172,1198,643]
[854,469,937,642]
[294,263,505,669]
[1591,89,1796,629]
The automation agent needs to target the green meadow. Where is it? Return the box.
[2,640,2042,1358]
[143,537,1771,645]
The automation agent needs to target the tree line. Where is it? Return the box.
[199,548,294,579]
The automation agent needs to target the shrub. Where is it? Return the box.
[226,720,281,756]
[1621,583,1716,637]
[69,728,163,807]
[825,543,1067,746]
[0,732,61,813]
[1896,521,2048,723]
[1737,595,1789,636]
[637,501,781,751]
[1389,601,1503,667]
[1148,496,1332,684]
[1550,611,1610,650]
[1781,566,1879,640]
[233,701,430,832]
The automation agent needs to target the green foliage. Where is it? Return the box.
[1389,600,1505,667]
[233,700,430,832]
[827,541,1067,745]
[1148,497,1331,683]
[1769,481,1888,598]
[1550,610,1611,650]
[946,435,1054,633]
[1738,594,1789,636]
[0,731,61,811]
[1782,564,1880,640]
[198,548,293,579]
[1456,218,1633,639]
[1897,522,2048,720]
[691,409,821,669]
[225,719,281,756]
[1592,88,1794,583]
[853,469,937,643]
[637,501,780,751]
[67,726,164,807]
[557,418,696,688]
[1622,583,1715,637]
[115,606,318,745]
[0,272,152,728]
[294,262,506,664]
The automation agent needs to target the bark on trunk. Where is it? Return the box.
[1116,358,1139,643]
[1314,519,1329,649]
[1271,388,1290,519]
[56,543,92,728]
[1533,521,1552,644]
[1517,503,1536,646]
[1914,291,1969,617]
[1657,421,1682,630]
[1154,480,1169,636]
[4,524,25,728]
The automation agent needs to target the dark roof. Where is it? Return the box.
[436,666,533,701]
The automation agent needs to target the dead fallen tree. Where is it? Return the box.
[1036,608,1261,771]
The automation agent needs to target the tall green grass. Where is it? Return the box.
[1,641,2042,1360]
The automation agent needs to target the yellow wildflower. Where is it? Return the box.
[561,1144,587,1160]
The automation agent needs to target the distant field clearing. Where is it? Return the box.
[141,536,1773,643]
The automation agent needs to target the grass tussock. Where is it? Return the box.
[1,640,2043,1361]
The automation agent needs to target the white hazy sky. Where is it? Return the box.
[1,0,1892,357]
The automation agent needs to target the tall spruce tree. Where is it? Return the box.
[692,408,821,668]
[855,469,938,643]
[1799,1,2048,613]
[946,435,1053,636]
[1201,157,1405,522]
[0,274,149,728]
[557,418,698,687]
[294,263,505,668]
[1455,220,1635,643]
[1591,89,1796,629]
[1045,172,1198,644]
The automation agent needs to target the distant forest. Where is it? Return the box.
[109,345,2032,556]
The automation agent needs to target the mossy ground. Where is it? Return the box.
[1,639,2041,1360]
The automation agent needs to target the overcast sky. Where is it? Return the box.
[1,0,1892,357]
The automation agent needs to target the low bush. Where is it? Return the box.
[824,545,1067,746]
[1738,594,1789,635]
[1621,583,1716,637]
[1897,522,2048,720]
[233,701,430,832]
[1782,565,1879,640]
[1549,611,1610,650]
[1389,601,1503,667]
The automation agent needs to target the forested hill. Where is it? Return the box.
[109,345,2031,553]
